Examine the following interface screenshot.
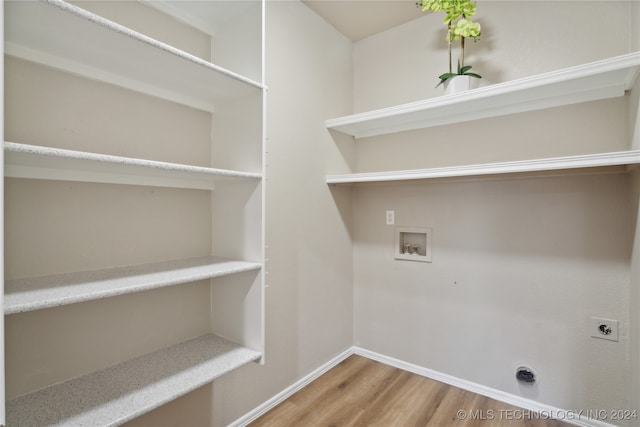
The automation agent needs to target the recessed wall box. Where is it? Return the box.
[395,227,432,262]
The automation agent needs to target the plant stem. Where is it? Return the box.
[447,22,452,74]
[459,13,466,71]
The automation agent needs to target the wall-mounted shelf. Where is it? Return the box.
[326,52,640,138]
[326,151,640,184]
[5,257,261,315]
[4,0,265,113]
[4,142,262,190]
[6,333,261,426]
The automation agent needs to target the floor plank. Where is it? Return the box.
[249,355,571,427]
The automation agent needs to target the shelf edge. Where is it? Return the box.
[326,151,640,184]
[5,256,262,315]
[326,52,640,138]
[45,0,264,91]
[4,142,262,190]
[5,42,219,114]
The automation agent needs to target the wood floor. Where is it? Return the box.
[249,355,570,427]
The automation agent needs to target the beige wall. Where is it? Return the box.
[351,0,638,420]
[353,174,632,412]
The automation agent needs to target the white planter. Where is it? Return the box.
[443,75,476,95]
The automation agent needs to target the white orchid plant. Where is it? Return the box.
[417,0,482,87]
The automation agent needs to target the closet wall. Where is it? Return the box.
[351,0,639,420]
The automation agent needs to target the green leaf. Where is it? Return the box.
[459,65,472,74]
[438,72,457,80]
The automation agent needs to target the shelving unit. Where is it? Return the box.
[4,0,265,424]
[326,52,640,186]
[6,334,261,427]
[327,151,640,184]
[326,52,640,139]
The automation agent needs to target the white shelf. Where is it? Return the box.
[4,0,265,113]
[326,52,640,138]
[6,334,261,426]
[4,142,262,190]
[326,151,640,184]
[5,256,262,315]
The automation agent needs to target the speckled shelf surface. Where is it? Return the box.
[5,0,264,112]
[5,256,262,314]
[4,142,262,190]
[6,334,262,426]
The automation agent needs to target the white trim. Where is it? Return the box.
[229,348,353,427]
[232,346,619,427]
[352,347,618,427]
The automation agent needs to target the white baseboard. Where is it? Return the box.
[229,347,353,427]
[230,346,618,427]
[352,346,618,427]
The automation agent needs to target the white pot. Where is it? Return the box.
[443,75,476,95]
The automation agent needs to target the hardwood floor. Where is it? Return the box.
[249,355,571,427]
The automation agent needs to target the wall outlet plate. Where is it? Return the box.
[590,316,618,342]
[386,210,395,225]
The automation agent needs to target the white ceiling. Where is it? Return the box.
[302,0,425,41]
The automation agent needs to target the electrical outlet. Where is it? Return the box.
[386,210,395,225]
[590,316,618,342]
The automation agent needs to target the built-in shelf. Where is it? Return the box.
[326,52,640,138]
[4,0,265,113]
[326,151,640,184]
[5,256,262,315]
[6,333,262,426]
[4,142,262,190]
[3,0,267,422]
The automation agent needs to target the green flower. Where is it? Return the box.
[416,0,482,85]
[450,18,481,41]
